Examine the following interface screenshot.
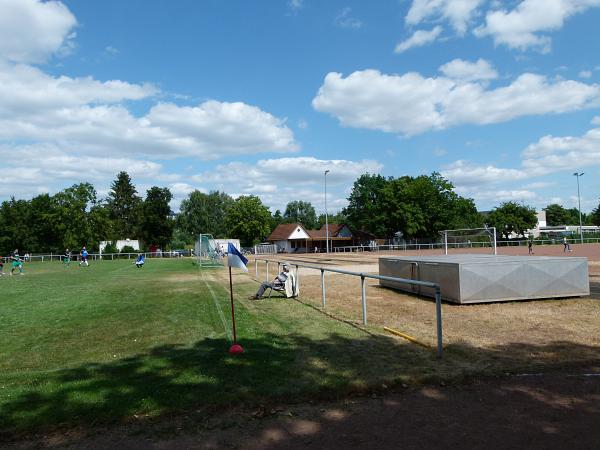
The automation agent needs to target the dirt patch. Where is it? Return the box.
[251,246,600,368]
[7,373,599,449]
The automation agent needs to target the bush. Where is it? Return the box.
[120,245,136,254]
[103,242,118,254]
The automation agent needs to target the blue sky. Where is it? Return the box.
[2,0,600,215]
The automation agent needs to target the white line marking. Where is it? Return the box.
[201,270,231,341]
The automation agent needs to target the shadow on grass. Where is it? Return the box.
[1,332,599,440]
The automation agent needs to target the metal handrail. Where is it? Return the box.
[254,257,443,358]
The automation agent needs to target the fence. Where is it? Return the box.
[4,250,194,263]
[333,237,600,253]
[254,257,443,358]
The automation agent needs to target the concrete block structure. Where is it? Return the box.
[379,254,589,304]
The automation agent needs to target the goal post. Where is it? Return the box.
[195,233,224,267]
[441,227,497,255]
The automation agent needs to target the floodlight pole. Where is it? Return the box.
[574,172,584,244]
[324,169,330,253]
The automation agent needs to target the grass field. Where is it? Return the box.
[1,257,598,437]
[0,258,439,435]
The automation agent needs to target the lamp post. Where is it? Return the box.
[324,170,330,253]
[573,172,584,244]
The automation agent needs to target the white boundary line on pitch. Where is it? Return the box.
[200,269,231,342]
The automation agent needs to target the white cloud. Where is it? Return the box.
[312,69,600,135]
[188,157,383,211]
[0,0,77,63]
[439,58,498,82]
[406,0,484,34]
[0,61,157,113]
[0,61,298,159]
[104,46,119,55]
[441,122,600,207]
[592,116,600,125]
[521,126,600,172]
[287,0,303,14]
[395,26,443,53]
[579,70,593,78]
[468,189,538,202]
[474,0,600,52]
[334,7,363,29]
[0,142,176,200]
[441,160,528,186]
[196,157,382,186]
[523,181,556,189]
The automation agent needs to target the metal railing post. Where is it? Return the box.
[435,287,443,358]
[361,275,367,325]
[295,265,300,294]
[266,261,269,282]
[321,269,326,307]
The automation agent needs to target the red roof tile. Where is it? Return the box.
[267,223,309,241]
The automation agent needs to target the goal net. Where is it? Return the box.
[441,227,497,255]
[194,233,223,267]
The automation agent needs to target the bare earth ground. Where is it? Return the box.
[9,244,600,449]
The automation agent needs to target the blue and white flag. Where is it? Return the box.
[227,242,248,272]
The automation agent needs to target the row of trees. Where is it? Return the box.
[0,172,173,254]
[2,170,598,254]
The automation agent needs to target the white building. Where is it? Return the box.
[99,239,141,254]
[214,239,241,253]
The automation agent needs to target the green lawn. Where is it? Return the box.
[0,258,442,434]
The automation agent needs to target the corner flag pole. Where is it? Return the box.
[228,265,244,354]
[227,242,247,354]
[228,266,238,344]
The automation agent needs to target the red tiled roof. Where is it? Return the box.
[307,224,344,239]
[267,223,309,241]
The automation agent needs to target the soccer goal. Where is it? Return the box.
[195,233,223,267]
[441,227,497,255]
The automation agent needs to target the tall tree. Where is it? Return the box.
[177,190,234,239]
[343,174,389,237]
[140,187,174,249]
[270,209,284,232]
[106,171,141,238]
[52,183,98,249]
[0,198,32,254]
[317,211,348,228]
[224,195,271,247]
[545,204,574,226]
[283,200,317,229]
[487,202,538,239]
[88,202,113,250]
[27,194,59,252]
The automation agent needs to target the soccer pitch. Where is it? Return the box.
[0,258,440,433]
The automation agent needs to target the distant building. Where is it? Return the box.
[529,210,600,237]
[99,239,141,253]
[266,223,357,253]
[214,239,241,253]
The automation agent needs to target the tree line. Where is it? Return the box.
[1,170,597,254]
[0,172,173,254]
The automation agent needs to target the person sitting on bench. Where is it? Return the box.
[251,264,296,299]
